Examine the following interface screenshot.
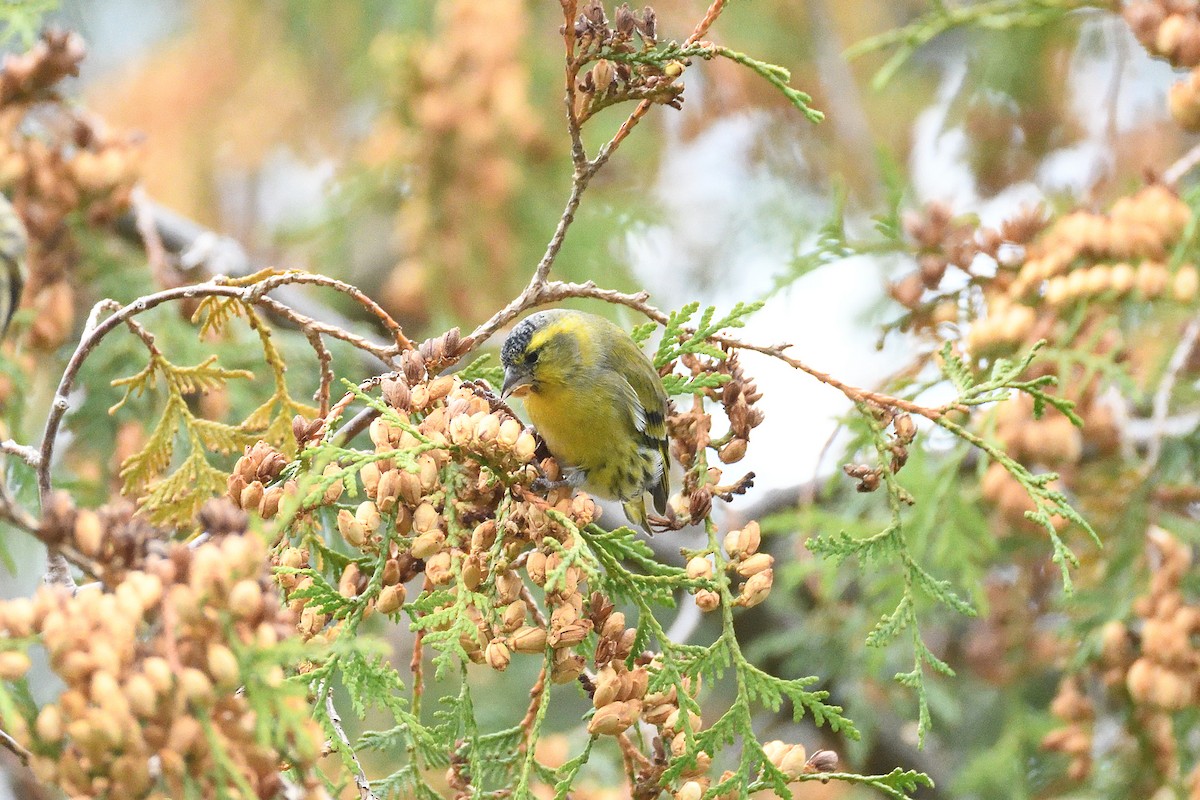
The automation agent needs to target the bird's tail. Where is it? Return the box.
[622,497,650,532]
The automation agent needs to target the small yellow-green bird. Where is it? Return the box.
[500,309,669,530]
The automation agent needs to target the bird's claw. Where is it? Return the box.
[531,475,572,494]
[647,511,685,534]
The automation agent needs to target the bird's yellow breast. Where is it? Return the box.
[524,381,635,477]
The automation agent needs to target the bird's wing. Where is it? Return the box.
[611,337,671,514]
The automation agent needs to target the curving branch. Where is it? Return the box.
[34,274,405,519]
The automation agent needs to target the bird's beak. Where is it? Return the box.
[501,366,532,399]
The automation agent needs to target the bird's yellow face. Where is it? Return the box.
[499,311,588,400]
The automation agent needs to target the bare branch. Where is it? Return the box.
[303,327,333,416]
[330,406,380,448]
[0,439,39,467]
[1164,141,1200,187]
[324,691,379,800]
[245,272,411,353]
[0,724,30,766]
[253,295,395,364]
[0,478,38,533]
[43,551,75,590]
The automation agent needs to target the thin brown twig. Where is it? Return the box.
[687,0,730,43]
[1163,140,1200,187]
[560,0,587,168]
[0,724,30,766]
[518,665,548,749]
[121,316,161,355]
[324,690,380,800]
[519,582,549,628]
[331,406,380,448]
[245,272,411,353]
[302,327,333,416]
[83,299,122,336]
[253,295,393,364]
[615,729,652,785]
[732,340,956,420]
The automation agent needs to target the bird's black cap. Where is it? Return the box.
[501,313,544,367]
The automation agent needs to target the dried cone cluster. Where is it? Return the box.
[1125,527,1200,712]
[227,441,299,519]
[1041,677,1094,782]
[713,353,763,466]
[894,188,1193,358]
[0,30,143,350]
[585,595,649,735]
[964,185,1191,356]
[0,532,327,800]
[670,351,765,470]
[672,741,838,799]
[38,492,165,581]
[571,1,684,122]
[1123,0,1200,129]
[938,187,1194,532]
[1005,186,1193,311]
[723,521,773,609]
[1043,526,1200,793]
[666,352,762,527]
[892,202,1013,318]
[686,527,768,618]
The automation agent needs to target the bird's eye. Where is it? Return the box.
[526,350,539,364]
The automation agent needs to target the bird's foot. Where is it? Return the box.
[531,475,572,494]
[647,511,687,534]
